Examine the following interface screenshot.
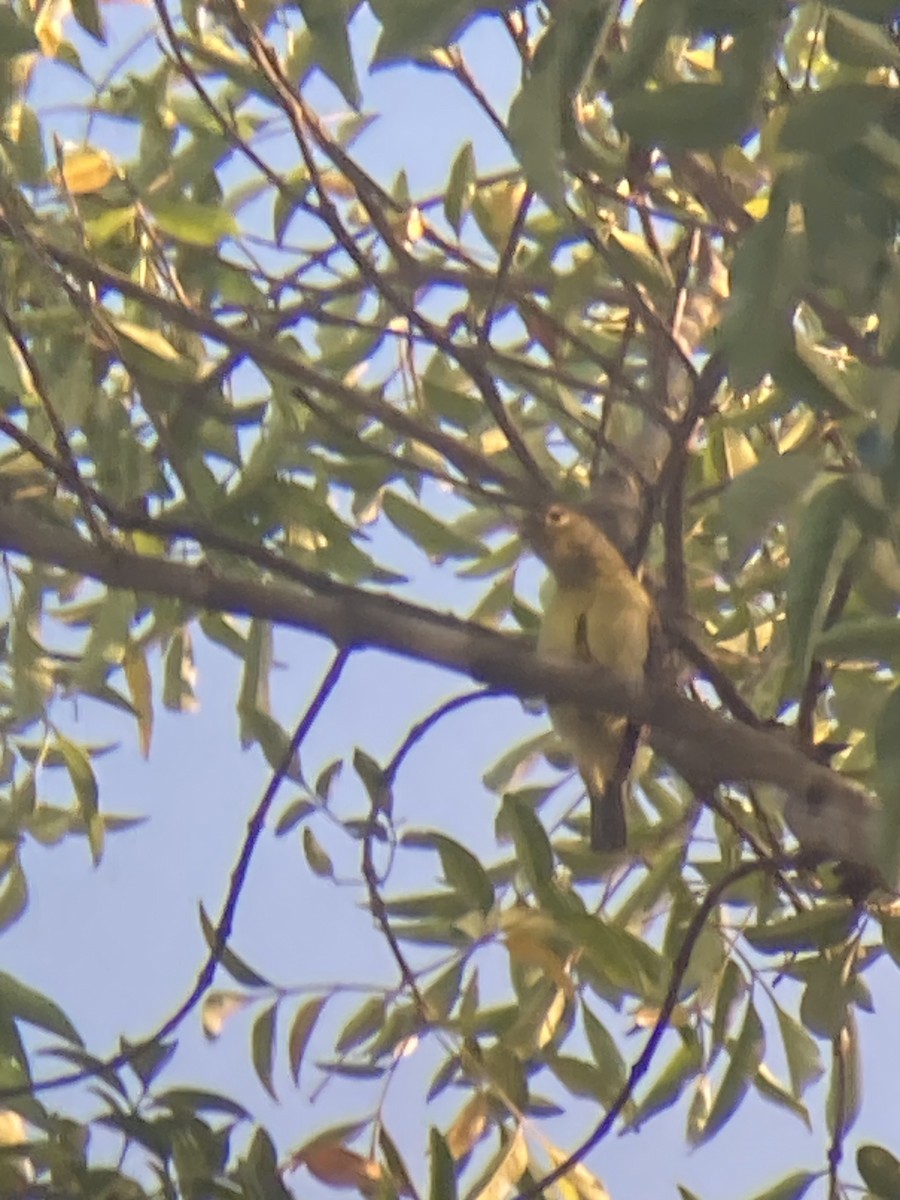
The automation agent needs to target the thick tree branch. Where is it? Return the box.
[0,500,877,872]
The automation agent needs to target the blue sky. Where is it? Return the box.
[6,6,898,1199]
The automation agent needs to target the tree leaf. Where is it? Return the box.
[297,0,361,108]
[0,970,82,1045]
[428,1127,458,1200]
[251,1003,278,1100]
[288,996,328,1083]
[857,1144,900,1199]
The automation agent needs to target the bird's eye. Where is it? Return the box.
[545,506,567,526]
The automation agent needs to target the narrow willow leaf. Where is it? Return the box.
[694,1003,764,1144]
[0,970,82,1044]
[199,904,271,988]
[302,827,334,879]
[251,1003,278,1100]
[335,995,385,1055]
[429,1127,458,1200]
[746,1174,819,1200]
[288,996,328,1083]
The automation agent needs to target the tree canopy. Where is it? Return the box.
[2,0,900,1197]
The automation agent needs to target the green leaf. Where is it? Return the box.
[719,190,801,391]
[606,0,681,95]
[692,1002,764,1144]
[275,797,316,836]
[628,1030,703,1125]
[422,959,465,1020]
[352,748,392,816]
[428,1127,458,1200]
[746,1171,820,1200]
[614,83,755,151]
[582,1004,629,1110]
[302,827,334,878]
[0,970,82,1045]
[251,1003,278,1100]
[112,318,199,383]
[497,794,554,894]
[157,1086,251,1120]
[71,0,105,40]
[828,0,900,15]
[444,141,476,235]
[815,616,900,664]
[288,996,328,1083]
[149,199,238,247]
[875,686,900,884]
[372,0,488,65]
[380,1127,417,1200]
[799,959,851,1040]
[0,864,27,935]
[826,1013,861,1139]
[786,479,859,691]
[297,0,361,108]
[779,84,897,154]
[315,758,343,803]
[825,10,900,69]
[857,1144,900,1199]
[548,1054,609,1101]
[743,903,856,954]
[711,960,745,1051]
[577,911,666,998]
[403,831,494,914]
[754,1063,811,1127]
[0,9,39,54]
[508,51,564,211]
[335,995,385,1055]
[382,492,484,561]
[721,453,819,571]
[199,904,272,988]
[55,734,100,863]
[774,1003,824,1095]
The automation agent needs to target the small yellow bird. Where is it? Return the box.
[524,503,655,851]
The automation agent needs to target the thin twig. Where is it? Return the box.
[384,689,497,785]
[0,647,350,1099]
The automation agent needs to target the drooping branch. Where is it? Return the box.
[0,497,878,873]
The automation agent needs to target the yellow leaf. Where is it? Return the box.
[34,0,67,56]
[632,1003,691,1029]
[545,1142,611,1200]
[300,1144,382,1194]
[201,990,252,1039]
[446,1092,491,1160]
[475,1125,528,1200]
[480,428,509,456]
[127,530,168,557]
[123,642,153,758]
[0,1111,27,1147]
[502,907,573,994]
[505,929,572,993]
[723,427,758,478]
[53,147,116,195]
[405,206,425,243]
[112,318,199,383]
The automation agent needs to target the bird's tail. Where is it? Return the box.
[587,777,627,852]
[586,719,642,852]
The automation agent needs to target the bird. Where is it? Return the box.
[523,502,655,851]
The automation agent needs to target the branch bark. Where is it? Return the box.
[0,499,877,872]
